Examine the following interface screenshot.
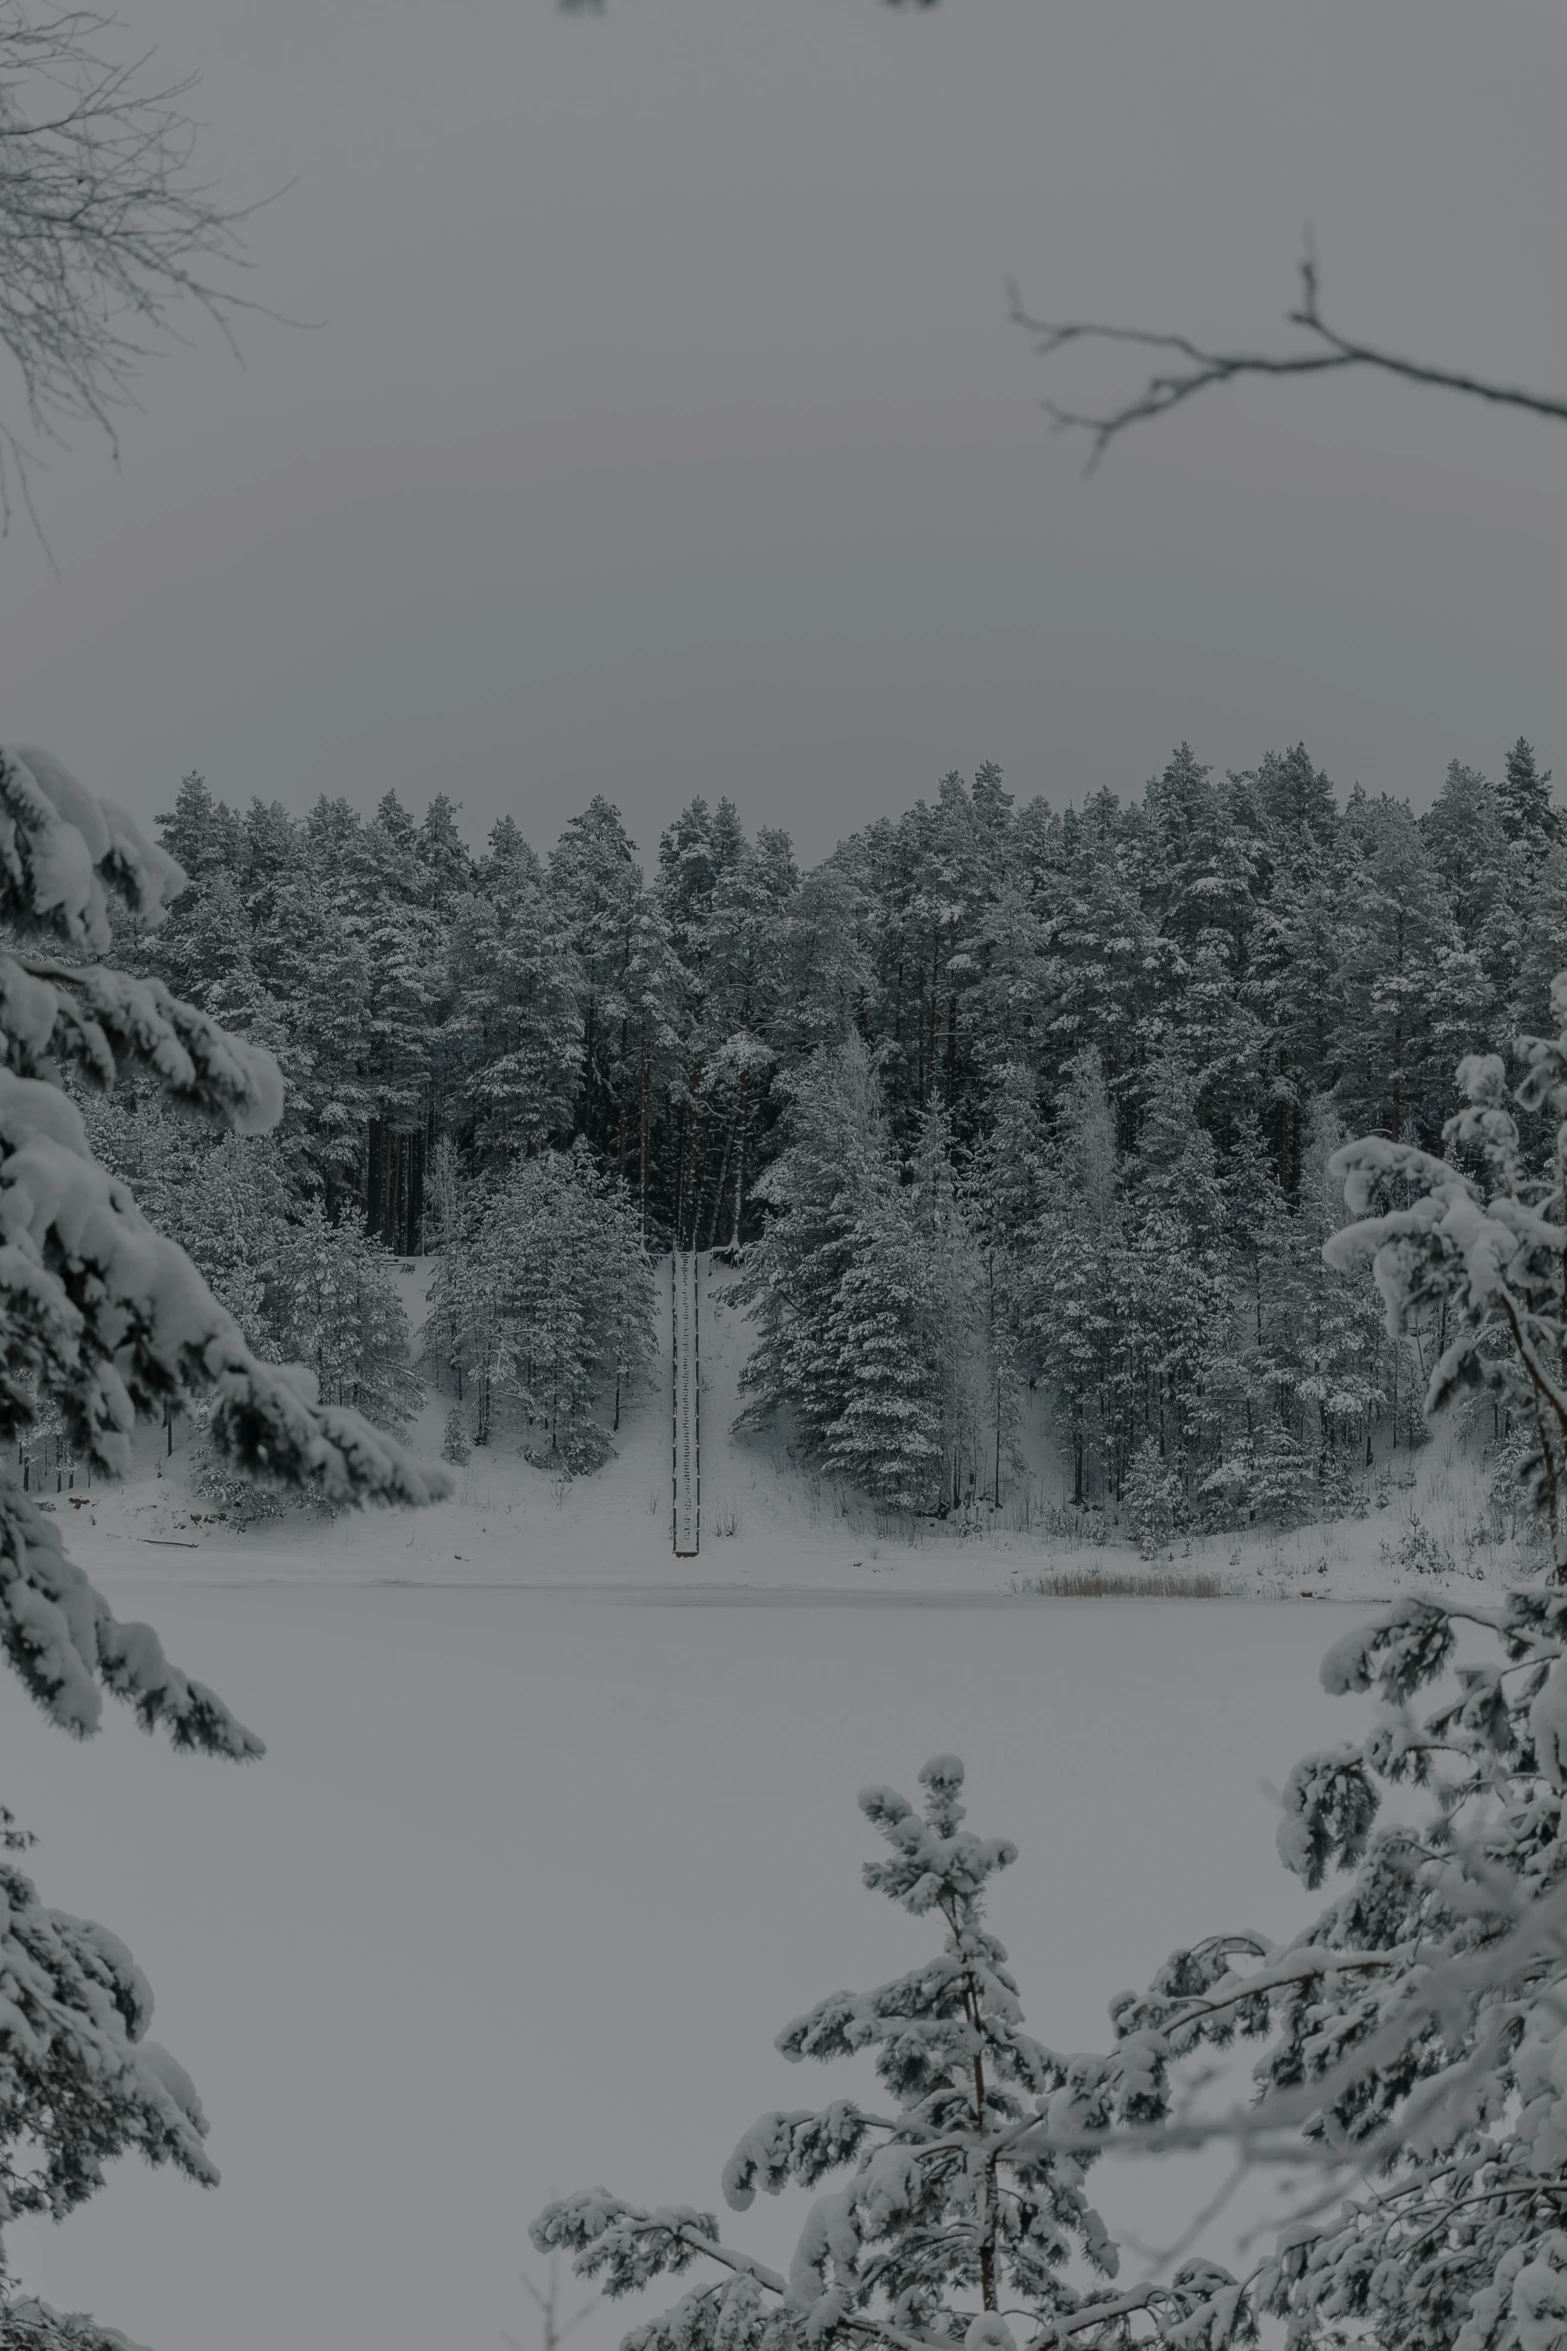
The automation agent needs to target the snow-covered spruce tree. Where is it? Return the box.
[1326,970,1567,1576]
[819,1196,942,1515]
[1119,1437,1184,1556]
[430,1143,654,1470]
[268,1201,423,1435]
[0,746,446,2338]
[532,1643,1567,2351]
[534,984,1567,2351]
[732,1034,904,1465]
[1047,1570,1567,2347]
[533,1756,1156,2351]
[908,1111,992,1517]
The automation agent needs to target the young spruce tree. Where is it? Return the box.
[535,1756,1134,2351]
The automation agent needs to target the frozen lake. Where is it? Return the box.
[6,1582,1369,2351]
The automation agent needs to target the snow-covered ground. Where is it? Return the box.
[8,1576,1368,2351]
[41,1257,1534,1606]
[3,1261,1527,2346]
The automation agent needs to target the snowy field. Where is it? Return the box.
[4,1260,1508,2345]
[41,1254,1532,1609]
[7,1573,1373,2351]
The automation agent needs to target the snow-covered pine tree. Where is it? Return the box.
[269,1202,423,1435]
[1027,1046,1122,1509]
[534,1756,1147,2351]
[0,746,447,2340]
[1008,1561,1567,2348]
[1333,795,1460,1151]
[432,1145,654,1471]
[1078,970,1567,2343]
[500,1151,615,1472]
[1119,1436,1184,1554]
[445,819,583,1165]
[965,1064,1044,1509]
[534,1621,1567,2351]
[819,1196,941,1515]
[1499,735,1560,859]
[1204,1099,1387,1524]
[1420,759,1513,961]
[1326,970,1567,1572]
[1283,1098,1393,1475]
[426,1172,509,1448]
[550,796,645,1153]
[908,1110,990,1515]
[1121,1058,1233,1497]
[732,1034,901,1462]
[773,859,871,1069]
[689,830,796,1250]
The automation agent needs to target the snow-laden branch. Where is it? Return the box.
[0,746,450,1745]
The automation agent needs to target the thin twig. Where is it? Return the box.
[1007,242,1567,472]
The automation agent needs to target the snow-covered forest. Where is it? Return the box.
[91,737,1564,1526]
[17,0,1567,2345]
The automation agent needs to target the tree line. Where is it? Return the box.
[92,734,1565,1512]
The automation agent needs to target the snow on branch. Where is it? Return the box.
[0,746,186,954]
[0,2300,149,2350]
[0,744,448,1759]
[0,1806,217,2325]
[0,1472,260,1750]
[1320,988,1567,1575]
[3,954,283,1130]
[536,1669,1567,2351]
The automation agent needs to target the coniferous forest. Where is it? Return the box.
[87,735,1564,1528]
[19,6,1567,2349]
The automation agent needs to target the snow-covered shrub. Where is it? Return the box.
[1377,1516,1454,1577]
[1120,1436,1184,1554]
[0,747,446,2334]
[1199,1429,1316,1530]
[441,1406,471,1465]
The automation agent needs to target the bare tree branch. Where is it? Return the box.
[0,0,281,544]
[507,2244,597,2351]
[1007,243,1567,471]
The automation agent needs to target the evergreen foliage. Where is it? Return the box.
[428,1145,653,1468]
[535,1757,1133,2351]
[0,746,446,2339]
[112,732,1564,1520]
[538,1647,1567,2351]
[539,967,1567,2351]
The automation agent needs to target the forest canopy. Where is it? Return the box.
[104,737,1563,1521]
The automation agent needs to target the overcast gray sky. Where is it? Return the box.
[2,0,1565,864]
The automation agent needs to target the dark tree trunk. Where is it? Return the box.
[366,1118,426,1255]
